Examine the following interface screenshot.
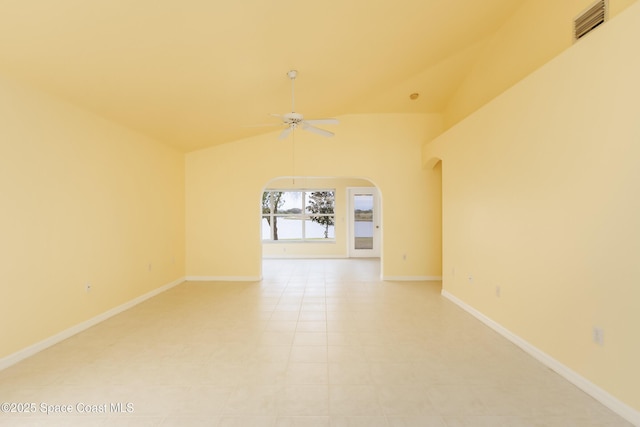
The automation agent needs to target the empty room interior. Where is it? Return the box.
[1,0,639,426]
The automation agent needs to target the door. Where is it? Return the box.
[348,187,380,258]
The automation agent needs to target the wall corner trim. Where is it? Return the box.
[441,290,640,426]
[0,277,186,372]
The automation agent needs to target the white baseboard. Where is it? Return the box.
[441,290,640,426]
[262,255,349,259]
[383,275,442,281]
[0,277,185,372]
[185,276,262,282]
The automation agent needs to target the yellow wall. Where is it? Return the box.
[186,114,443,279]
[0,74,185,359]
[425,1,640,413]
[261,177,373,259]
[445,0,638,128]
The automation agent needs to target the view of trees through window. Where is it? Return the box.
[262,190,335,241]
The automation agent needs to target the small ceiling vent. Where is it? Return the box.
[574,0,608,41]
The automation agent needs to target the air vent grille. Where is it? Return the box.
[574,0,607,41]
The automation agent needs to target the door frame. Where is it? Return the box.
[347,187,381,258]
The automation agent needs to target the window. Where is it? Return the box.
[262,190,335,242]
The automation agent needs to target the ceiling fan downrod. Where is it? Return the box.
[288,69,298,112]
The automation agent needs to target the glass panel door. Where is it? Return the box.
[349,188,380,257]
[354,194,374,250]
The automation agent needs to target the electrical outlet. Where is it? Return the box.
[468,275,473,284]
[592,327,604,346]
[495,285,501,297]
[85,283,92,293]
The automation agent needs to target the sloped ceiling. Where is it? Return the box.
[0,0,526,151]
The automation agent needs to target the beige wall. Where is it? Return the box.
[0,75,185,359]
[445,0,638,128]
[186,113,443,279]
[425,1,640,413]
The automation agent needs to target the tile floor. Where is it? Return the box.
[0,259,634,426]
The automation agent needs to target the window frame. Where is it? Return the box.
[262,189,336,243]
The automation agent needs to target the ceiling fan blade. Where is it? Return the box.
[244,113,287,128]
[303,118,339,125]
[302,123,334,138]
[278,127,293,140]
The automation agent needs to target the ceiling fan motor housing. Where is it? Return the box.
[283,112,304,125]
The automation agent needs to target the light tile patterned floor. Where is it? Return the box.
[0,259,633,426]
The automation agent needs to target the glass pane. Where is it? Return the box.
[305,191,335,215]
[279,191,303,214]
[262,191,275,215]
[305,191,335,240]
[354,194,373,250]
[274,216,303,240]
[262,191,303,215]
[305,218,335,239]
[261,216,272,240]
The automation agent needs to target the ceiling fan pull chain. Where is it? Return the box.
[292,128,296,185]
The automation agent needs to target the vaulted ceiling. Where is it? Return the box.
[0,0,527,151]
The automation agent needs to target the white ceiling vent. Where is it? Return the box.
[574,0,608,41]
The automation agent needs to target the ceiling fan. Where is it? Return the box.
[266,70,339,139]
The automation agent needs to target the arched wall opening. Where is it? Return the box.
[186,113,442,281]
[259,176,382,262]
